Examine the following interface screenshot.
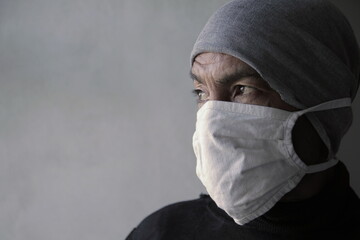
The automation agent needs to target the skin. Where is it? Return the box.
[191,52,335,202]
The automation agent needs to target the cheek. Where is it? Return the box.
[233,91,268,105]
[269,94,298,111]
[233,91,296,111]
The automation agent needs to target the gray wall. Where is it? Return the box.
[0,0,359,239]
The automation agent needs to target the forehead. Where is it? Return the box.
[191,53,258,80]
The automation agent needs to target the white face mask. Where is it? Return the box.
[193,98,351,225]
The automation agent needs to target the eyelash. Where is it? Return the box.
[192,89,202,97]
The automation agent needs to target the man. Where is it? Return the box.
[127,0,360,239]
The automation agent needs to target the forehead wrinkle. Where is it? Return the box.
[216,69,260,85]
[191,67,260,86]
[191,53,261,85]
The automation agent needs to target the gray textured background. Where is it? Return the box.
[0,0,359,239]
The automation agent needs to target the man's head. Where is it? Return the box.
[191,0,360,160]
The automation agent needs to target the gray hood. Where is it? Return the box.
[191,0,360,158]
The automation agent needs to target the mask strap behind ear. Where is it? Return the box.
[306,113,332,160]
[305,157,339,174]
[297,98,351,115]
[298,98,351,169]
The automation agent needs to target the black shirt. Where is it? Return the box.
[126,163,360,239]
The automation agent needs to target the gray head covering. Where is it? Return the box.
[191,0,360,159]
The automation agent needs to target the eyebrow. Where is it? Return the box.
[189,69,261,85]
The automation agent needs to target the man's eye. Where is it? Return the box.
[192,89,207,101]
[234,85,256,95]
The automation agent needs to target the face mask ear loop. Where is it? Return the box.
[305,113,332,160]
[299,98,352,161]
[283,98,352,171]
[305,157,339,174]
[298,98,352,113]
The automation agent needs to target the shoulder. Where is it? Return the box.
[137,194,211,230]
[126,194,212,240]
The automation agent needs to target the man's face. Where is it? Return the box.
[191,52,297,111]
[190,52,330,201]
